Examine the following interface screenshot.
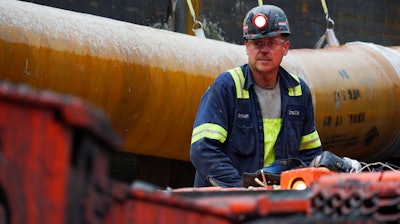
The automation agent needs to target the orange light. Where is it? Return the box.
[291,179,307,190]
[253,14,268,29]
[280,167,336,190]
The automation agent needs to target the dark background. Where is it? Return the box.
[21,0,400,48]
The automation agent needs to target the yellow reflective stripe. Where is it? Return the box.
[288,85,302,96]
[300,130,322,150]
[191,123,228,144]
[263,118,281,166]
[288,73,302,96]
[228,67,249,99]
[290,73,300,83]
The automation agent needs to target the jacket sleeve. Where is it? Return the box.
[190,73,242,187]
[298,80,322,165]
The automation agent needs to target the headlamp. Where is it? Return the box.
[253,14,268,29]
[291,178,307,190]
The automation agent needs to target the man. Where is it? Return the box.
[190,5,322,187]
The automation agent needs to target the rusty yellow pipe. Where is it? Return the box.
[282,44,400,161]
[0,0,247,161]
[1,0,400,162]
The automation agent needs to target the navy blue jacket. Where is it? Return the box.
[190,64,322,187]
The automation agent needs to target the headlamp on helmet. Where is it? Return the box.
[243,5,291,40]
[253,14,268,29]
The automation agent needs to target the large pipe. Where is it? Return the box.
[1,0,400,162]
[282,45,400,161]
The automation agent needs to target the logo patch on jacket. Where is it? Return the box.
[236,111,252,128]
[238,113,249,119]
[288,110,300,116]
[286,105,305,120]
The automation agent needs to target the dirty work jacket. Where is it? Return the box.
[190,64,322,187]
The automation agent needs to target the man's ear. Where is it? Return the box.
[283,40,290,56]
[245,40,249,55]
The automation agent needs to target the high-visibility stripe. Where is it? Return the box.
[290,73,300,83]
[288,73,302,96]
[300,130,322,150]
[191,123,228,144]
[263,118,281,166]
[229,67,302,97]
[228,67,249,99]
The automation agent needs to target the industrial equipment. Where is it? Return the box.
[1,1,400,223]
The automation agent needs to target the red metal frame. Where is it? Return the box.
[1,82,400,223]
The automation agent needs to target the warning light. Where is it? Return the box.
[280,167,336,190]
[253,14,268,29]
[291,179,307,190]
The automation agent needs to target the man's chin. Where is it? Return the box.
[256,64,273,72]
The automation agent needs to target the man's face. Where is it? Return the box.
[245,35,290,75]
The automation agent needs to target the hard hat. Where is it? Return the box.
[243,5,291,40]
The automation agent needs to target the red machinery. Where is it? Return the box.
[1,1,400,223]
[1,81,400,223]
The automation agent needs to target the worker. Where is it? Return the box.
[190,4,322,188]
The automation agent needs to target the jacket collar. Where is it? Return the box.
[243,65,299,90]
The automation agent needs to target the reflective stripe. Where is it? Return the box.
[263,118,281,166]
[228,67,249,99]
[300,130,322,150]
[229,67,301,97]
[288,74,302,96]
[191,123,228,144]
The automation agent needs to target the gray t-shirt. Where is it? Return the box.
[254,80,281,119]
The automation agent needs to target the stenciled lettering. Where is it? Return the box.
[334,89,361,102]
[348,112,366,124]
